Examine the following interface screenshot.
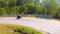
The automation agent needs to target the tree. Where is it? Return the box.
[0,8,7,15]
[8,7,18,14]
[35,5,42,14]
[41,0,59,16]
[53,6,60,19]
[25,4,36,14]
[9,0,17,7]
[0,0,6,7]
[16,0,34,6]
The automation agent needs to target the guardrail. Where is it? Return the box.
[1,14,52,19]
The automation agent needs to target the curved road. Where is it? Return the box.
[0,17,60,34]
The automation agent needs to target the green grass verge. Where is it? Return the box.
[0,24,43,34]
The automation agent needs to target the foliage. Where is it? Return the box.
[0,0,60,18]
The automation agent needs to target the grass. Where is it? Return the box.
[0,24,43,34]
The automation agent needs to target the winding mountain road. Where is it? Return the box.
[0,17,60,34]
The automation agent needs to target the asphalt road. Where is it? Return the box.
[0,17,60,34]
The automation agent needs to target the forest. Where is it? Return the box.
[0,0,60,19]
